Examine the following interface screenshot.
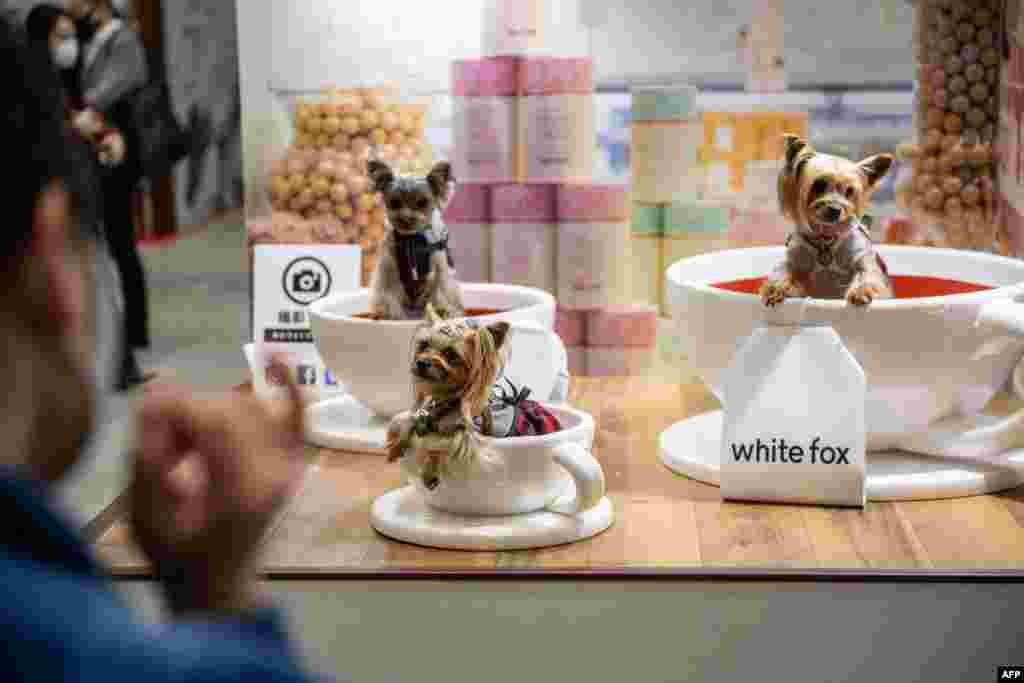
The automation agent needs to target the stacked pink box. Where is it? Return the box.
[490,183,558,293]
[555,303,659,377]
[444,184,491,284]
[451,58,520,184]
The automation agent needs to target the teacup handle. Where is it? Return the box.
[546,442,606,515]
[892,296,1024,460]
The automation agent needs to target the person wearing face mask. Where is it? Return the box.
[0,20,329,682]
[68,0,152,390]
[26,4,135,392]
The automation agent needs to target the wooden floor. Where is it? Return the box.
[93,376,1024,577]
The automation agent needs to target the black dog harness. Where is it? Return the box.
[393,218,455,305]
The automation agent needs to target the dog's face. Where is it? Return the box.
[410,307,509,409]
[778,135,893,240]
[367,158,455,236]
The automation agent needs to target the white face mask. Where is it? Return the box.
[53,38,79,70]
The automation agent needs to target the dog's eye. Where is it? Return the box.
[387,198,403,211]
[416,197,430,211]
[811,179,828,195]
[442,348,462,365]
[844,186,856,199]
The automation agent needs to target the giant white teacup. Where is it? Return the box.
[309,284,563,418]
[666,246,1024,454]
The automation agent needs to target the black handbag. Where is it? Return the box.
[128,77,188,182]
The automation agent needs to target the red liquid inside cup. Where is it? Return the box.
[712,275,993,298]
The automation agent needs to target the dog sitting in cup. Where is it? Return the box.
[367,156,465,320]
[386,305,509,491]
[761,135,895,308]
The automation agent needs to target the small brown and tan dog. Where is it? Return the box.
[761,135,895,308]
[385,305,509,490]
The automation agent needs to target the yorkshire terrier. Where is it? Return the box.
[385,305,509,491]
[367,157,465,320]
[761,135,895,308]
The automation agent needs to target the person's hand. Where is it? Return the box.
[130,358,307,616]
[97,131,125,167]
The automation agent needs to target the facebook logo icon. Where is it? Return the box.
[297,365,317,386]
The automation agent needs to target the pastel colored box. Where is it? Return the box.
[491,183,558,292]
[451,58,521,183]
[518,57,595,183]
[631,203,665,236]
[628,233,665,313]
[566,345,588,377]
[555,308,586,347]
[586,304,658,348]
[444,183,492,284]
[556,184,631,311]
[585,346,655,377]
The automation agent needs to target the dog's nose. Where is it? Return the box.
[823,206,842,223]
[416,359,432,373]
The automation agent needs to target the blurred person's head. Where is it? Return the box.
[67,0,114,43]
[25,4,78,70]
[0,15,111,482]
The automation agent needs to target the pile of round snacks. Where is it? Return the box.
[895,0,1002,252]
[260,87,434,284]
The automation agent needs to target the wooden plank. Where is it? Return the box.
[800,504,926,570]
[896,495,1024,570]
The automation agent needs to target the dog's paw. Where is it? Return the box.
[759,281,792,308]
[846,284,880,307]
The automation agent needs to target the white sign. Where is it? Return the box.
[720,323,867,507]
[252,245,361,395]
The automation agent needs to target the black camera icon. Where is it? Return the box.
[291,269,322,294]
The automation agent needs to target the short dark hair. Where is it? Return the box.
[25,4,65,45]
[1,16,98,266]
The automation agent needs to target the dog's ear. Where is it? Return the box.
[778,134,816,222]
[857,154,895,192]
[783,135,813,170]
[367,158,395,194]
[426,161,455,207]
[425,303,443,324]
[486,321,510,351]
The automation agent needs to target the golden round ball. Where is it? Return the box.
[341,116,361,136]
[360,109,380,130]
[322,116,342,136]
[330,183,350,203]
[335,203,354,220]
[380,110,400,131]
[357,192,377,212]
[350,137,371,157]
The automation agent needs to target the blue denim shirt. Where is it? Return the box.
[0,468,323,682]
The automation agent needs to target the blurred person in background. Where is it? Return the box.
[0,18,327,682]
[68,0,151,389]
[26,3,136,395]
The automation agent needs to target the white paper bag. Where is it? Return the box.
[720,323,867,507]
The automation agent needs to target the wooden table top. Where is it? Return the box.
[94,376,1024,579]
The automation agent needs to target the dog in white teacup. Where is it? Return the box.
[761,135,895,308]
[386,305,510,490]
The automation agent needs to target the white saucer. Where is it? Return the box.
[659,411,1024,501]
[304,394,390,454]
[370,486,614,551]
